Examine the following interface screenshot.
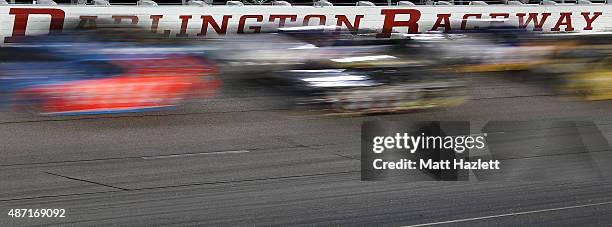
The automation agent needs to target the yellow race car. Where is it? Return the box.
[562,57,612,101]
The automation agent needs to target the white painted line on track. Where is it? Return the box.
[142,150,250,160]
[405,200,612,227]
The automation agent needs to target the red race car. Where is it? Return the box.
[12,56,221,115]
[0,29,222,115]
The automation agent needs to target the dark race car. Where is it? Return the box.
[259,66,466,115]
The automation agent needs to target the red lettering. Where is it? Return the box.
[303,15,326,26]
[5,8,65,43]
[150,15,170,36]
[377,9,421,38]
[238,15,263,33]
[516,13,551,31]
[269,15,297,28]
[112,15,139,24]
[176,15,192,37]
[551,12,574,31]
[335,15,364,33]
[198,15,232,36]
[150,15,163,32]
[461,14,481,30]
[431,14,451,31]
[581,12,601,30]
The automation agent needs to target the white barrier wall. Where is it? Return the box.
[0,5,610,42]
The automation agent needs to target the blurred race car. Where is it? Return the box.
[446,27,558,73]
[236,28,467,115]
[264,67,466,115]
[522,34,612,100]
[0,29,221,115]
[561,56,612,101]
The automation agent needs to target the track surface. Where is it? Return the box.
[1,74,612,226]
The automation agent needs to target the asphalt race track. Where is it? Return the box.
[1,74,612,226]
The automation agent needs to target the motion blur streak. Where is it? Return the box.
[202,26,612,115]
[1,25,611,227]
[0,25,611,116]
[0,27,221,116]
